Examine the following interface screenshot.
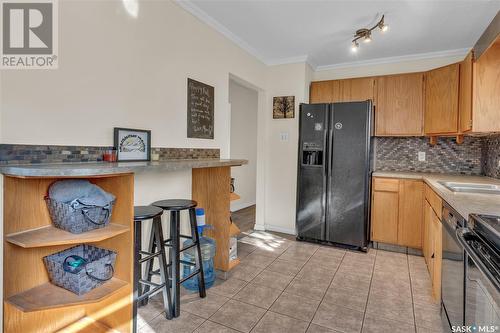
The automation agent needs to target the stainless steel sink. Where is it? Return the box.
[438,181,500,195]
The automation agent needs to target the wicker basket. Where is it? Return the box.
[45,197,115,234]
[43,244,117,295]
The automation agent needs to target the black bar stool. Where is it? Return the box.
[133,206,172,323]
[151,199,206,318]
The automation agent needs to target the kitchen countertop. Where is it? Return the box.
[0,159,248,177]
[373,171,500,220]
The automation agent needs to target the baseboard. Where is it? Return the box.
[230,201,256,212]
[372,241,423,256]
[264,224,296,236]
[253,224,266,231]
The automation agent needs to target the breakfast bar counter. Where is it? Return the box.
[0,158,247,177]
[1,158,247,333]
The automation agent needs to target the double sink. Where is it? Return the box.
[439,181,500,195]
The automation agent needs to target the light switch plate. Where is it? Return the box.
[280,132,289,141]
[418,152,426,162]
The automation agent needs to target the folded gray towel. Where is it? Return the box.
[49,180,115,208]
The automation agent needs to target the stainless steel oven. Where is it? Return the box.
[457,214,500,330]
[441,203,466,329]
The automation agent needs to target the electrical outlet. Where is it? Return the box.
[280,132,289,142]
[418,151,426,162]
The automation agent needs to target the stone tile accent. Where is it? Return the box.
[482,134,500,179]
[151,147,219,160]
[374,136,483,175]
[0,144,220,165]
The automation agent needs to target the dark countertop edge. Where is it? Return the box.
[0,159,248,177]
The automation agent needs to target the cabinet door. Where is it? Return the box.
[424,63,459,134]
[310,81,342,103]
[473,37,500,132]
[310,81,334,103]
[341,77,375,102]
[375,73,424,136]
[423,200,432,266]
[459,51,473,132]
[432,212,443,301]
[371,189,399,244]
[397,180,424,249]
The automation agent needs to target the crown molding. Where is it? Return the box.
[176,0,318,68]
[175,0,268,65]
[265,55,308,66]
[315,48,469,71]
[175,1,470,71]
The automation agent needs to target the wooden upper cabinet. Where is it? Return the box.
[310,81,334,103]
[397,179,424,248]
[473,37,500,132]
[424,63,459,135]
[310,78,373,103]
[459,51,474,132]
[375,73,424,136]
[341,77,375,102]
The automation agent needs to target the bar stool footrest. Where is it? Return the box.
[179,269,202,284]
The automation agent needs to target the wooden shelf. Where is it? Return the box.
[7,278,129,312]
[229,223,240,237]
[227,258,240,271]
[230,192,240,201]
[57,317,118,333]
[6,224,130,248]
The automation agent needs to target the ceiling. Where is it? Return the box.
[177,0,500,70]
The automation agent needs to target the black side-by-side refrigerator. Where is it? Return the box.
[296,101,373,250]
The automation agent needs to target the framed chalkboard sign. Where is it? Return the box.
[187,78,214,139]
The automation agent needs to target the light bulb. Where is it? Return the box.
[381,25,388,32]
[363,35,372,43]
[351,42,359,52]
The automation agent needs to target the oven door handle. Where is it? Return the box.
[456,228,500,291]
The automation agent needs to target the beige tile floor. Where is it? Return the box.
[138,231,448,333]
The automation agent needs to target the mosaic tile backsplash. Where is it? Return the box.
[0,144,220,165]
[374,136,483,175]
[482,134,500,179]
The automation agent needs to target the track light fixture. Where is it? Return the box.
[351,15,388,51]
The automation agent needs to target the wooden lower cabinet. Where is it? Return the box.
[398,180,424,248]
[371,190,399,244]
[423,186,443,303]
[371,177,423,249]
[432,211,443,301]
[423,200,432,265]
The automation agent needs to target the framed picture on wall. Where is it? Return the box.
[273,96,295,119]
[113,127,151,162]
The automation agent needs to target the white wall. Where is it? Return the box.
[1,0,267,156]
[257,62,312,234]
[229,80,258,212]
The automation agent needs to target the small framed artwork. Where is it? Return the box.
[113,127,151,162]
[273,96,295,119]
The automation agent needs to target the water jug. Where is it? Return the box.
[181,235,216,291]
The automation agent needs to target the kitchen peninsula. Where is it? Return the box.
[1,158,247,333]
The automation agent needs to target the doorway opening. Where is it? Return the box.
[228,77,258,235]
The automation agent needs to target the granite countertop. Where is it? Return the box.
[0,159,248,177]
[373,171,500,220]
